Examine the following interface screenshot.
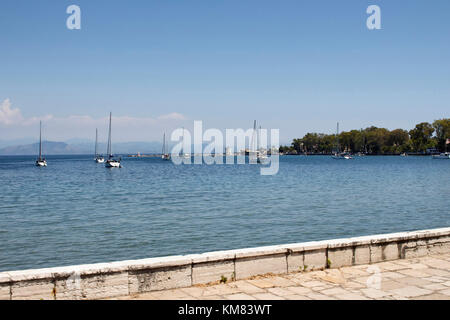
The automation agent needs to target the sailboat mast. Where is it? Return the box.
[107,112,112,158]
[336,122,340,153]
[257,125,261,151]
[39,121,42,160]
[252,120,257,152]
[95,128,98,157]
[162,132,166,155]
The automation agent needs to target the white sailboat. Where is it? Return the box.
[162,132,170,160]
[35,121,47,167]
[94,128,105,163]
[256,124,268,164]
[332,122,352,159]
[181,127,190,159]
[249,120,268,164]
[104,112,122,168]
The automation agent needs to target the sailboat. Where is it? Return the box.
[94,128,105,163]
[162,132,170,160]
[35,121,47,167]
[256,124,268,164]
[332,122,352,160]
[181,127,190,159]
[104,112,122,168]
[249,120,268,164]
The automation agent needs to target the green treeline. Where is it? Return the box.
[280,118,450,155]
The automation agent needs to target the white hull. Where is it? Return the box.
[162,154,171,160]
[95,157,105,163]
[36,160,47,167]
[105,160,121,168]
[432,153,450,159]
[332,154,352,160]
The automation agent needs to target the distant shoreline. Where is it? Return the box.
[0,153,438,157]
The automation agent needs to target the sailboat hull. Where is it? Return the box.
[36,160,47,167]
[95,157,105,163]
[105,160,121,168]
[332,155,352,160]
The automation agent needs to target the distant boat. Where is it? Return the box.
[104,112,122,168]
[332,122,352,160]
[432,152,450,159]
[94,128,105,163]
[181,127,190,159]
[249,120,268,164]
[162,132,170,160]
[400,152,408,157]
[256,124,268,164]
[35,121,47,167]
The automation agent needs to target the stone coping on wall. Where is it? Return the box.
[0,227,449,300]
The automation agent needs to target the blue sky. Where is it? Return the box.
[0,0,449,143]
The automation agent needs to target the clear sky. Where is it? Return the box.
[0,0,449,144]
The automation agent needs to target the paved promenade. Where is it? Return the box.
[115,253,450,300]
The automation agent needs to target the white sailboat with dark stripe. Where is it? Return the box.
[104,112,122,168]
[94,128,105,163]
[35,121,47,167]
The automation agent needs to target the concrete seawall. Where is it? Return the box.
[1,227,449,300]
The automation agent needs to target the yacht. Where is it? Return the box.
[181,127,190,159]
[35,121,47,167]
[162,132,170,160]
[94,128,105,163]
[332,122,352,160]
[104,112,122,168]
[256,124,269,164]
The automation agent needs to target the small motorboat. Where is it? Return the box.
[432,152,450,159]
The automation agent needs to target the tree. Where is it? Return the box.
[291,139,303,153]
[387,129,410,154]
[365,127,389,154]
[409,122,435,153]
[432,119,450,152]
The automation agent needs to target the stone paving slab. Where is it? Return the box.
[113,253,450,300]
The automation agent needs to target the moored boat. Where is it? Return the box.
[104,112,122,168]
[35,121,47,167]
[94,128,105,163]
[332,122,352,160]
[162,132,170,160]
[432,152,450,159]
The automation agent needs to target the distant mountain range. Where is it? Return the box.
[0,141,164,155]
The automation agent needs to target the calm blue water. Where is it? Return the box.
[0,155,449,272]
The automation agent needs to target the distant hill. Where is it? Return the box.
[0,141,88,155]
[0,141,164,155]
